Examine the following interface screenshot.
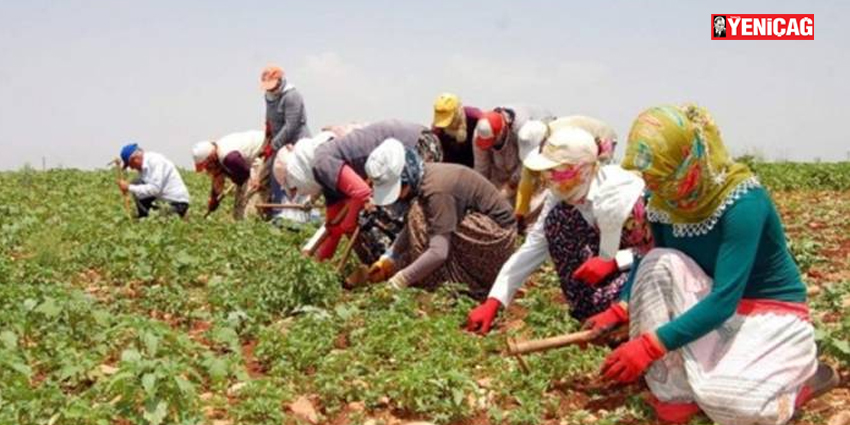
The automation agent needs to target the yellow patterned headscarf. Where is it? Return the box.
[622,104,753,224]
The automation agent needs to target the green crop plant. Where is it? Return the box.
[1,163,848,424]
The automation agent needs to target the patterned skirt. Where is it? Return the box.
[396,201,517,299]
[543,199,652,321]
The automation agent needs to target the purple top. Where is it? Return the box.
[221,151,251,185]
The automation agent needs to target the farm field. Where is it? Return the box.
[1,163,848,425]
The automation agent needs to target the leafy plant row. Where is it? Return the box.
[741,159,850,191]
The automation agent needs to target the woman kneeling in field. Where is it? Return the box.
[363,139,518,298]
[466,118,653,334]
[595,104,836,424]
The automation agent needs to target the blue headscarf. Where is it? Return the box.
[120,143,139,168]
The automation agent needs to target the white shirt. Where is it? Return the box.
[215,130,265,166]
[488,165,644,306]
[128,152,191,204]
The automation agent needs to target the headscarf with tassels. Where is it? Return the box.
[622,104,756,234]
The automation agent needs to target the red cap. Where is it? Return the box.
[474,111,505,149]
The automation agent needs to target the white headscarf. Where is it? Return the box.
[531,127,644,260]
[192,141,215,165]
[280,131,334,197]
[582,165,645,259]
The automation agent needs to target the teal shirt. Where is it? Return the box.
[621,186,806,351]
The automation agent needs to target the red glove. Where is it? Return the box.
[601,333,666,383]
[572,256,618,286]
[582,303,628,333]
[466,298,502,335]
[262,143,274,160]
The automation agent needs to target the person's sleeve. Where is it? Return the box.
[332,165,371,234]
[488,192,555,305]
[128,160,163,199]
[336,165,370,202]
[397,233,450,285]
[473,144,492,181]
[386,225,410,261]
[221,152,251,186]
[655,197,766,351]
[514,167,536,216]
[272,91,306,149]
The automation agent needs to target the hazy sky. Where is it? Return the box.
[1,1,847,170]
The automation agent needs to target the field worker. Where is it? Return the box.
[514,115,619,231]
[306,120,443,261]
[473,104,554,226]
[598,104,836,424]
[275,127,406,265]
[364,139,517,298]
[117,143,190,218]
[192,130,266,220]
[430,93,482,168]
[273,123,371,203]
[260,64,312,223]
[467,125,652,334]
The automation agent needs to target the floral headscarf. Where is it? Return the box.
[401,147,425,194]
[622,104,755,230]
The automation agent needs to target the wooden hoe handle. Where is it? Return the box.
[507,329,600,356]
[112,158,133,220]
[254,203,312,210]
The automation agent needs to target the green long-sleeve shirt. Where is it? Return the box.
[621,186,806,351]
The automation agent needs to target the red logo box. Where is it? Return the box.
[712,14,814,40]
